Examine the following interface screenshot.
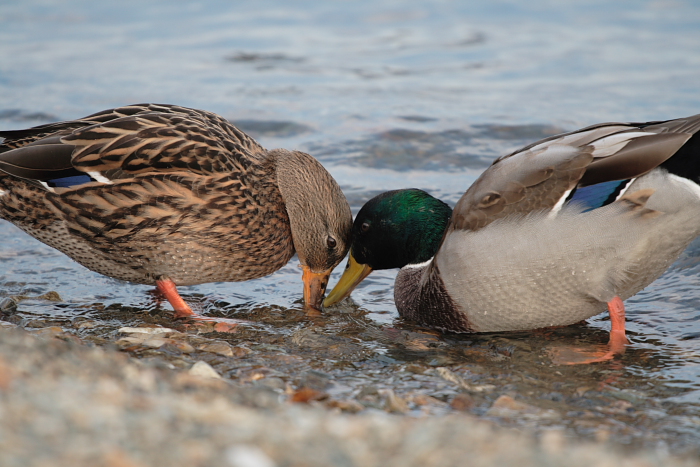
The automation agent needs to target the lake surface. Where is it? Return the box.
[2,0,700,457]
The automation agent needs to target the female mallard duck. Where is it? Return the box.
[0,103,352,323]
[324,114,700,363]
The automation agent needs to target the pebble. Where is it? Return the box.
[119,326,177,335]
[404,364,426,375]
[226,445,276,467]
[74,320,97,329]
[198,342,234,357]
[26,326,65,339]
[450,393,476,411]
[325,399,365,413]
[0,297,17,312]
[290,387,328,403]
[436,367,496,393]
[410,394,448,408]
[381,389,409,414]
[189,361,222,379]
[486,395,561,420]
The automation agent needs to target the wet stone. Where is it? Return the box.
[404,364,427,375]
[119,326,178,335]
[0,297,18,312]
[487,395,561,421]
[607,389,648,405]
[225,445,276,467]
[381,389,409,414]
[73,319,97,329]
[162,339,195,354]
[428,356,455,366]
[450,393,476,411]
[189,361,222,379]
[37,291,62,301]
[298,370,332,391]
[116,336,149,348]
[26,326,65,339]
[357,386,383,409]
[253,377,286,391]
[410,393,449,408]
[290,387,328,403]
[598,400,635,415]
[0,321,18,330]
[197,342,234,357]
[237,367,285,384]
[435,367,496,393]
[325,399,365,413]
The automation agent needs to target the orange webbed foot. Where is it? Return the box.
[548,296,628,365]
[155,278,245,333]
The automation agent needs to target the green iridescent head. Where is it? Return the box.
[323,188,452,307]
[351,189,452,269]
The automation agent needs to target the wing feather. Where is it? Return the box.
[0,104,267,187]
[450,114,700,233]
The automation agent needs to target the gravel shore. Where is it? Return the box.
[0,324,697,467]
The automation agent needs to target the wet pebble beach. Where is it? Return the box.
[1,324,698,467]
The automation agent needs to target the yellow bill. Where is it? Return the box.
[322,253,373,307]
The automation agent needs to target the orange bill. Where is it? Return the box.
[322,252,373,307]
[302,265,332,311]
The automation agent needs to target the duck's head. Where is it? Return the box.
[323,188,452,307]
[273,150,353,311]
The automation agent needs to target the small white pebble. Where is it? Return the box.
[118,326,176,335]
[225,445,276,467]
[189,361,221,379]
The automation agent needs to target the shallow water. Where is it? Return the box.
[2,0,700,457]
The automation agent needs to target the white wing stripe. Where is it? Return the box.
[548,188,573,217]
[88,171,113,184]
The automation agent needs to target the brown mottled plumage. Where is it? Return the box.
[0,104,352,317]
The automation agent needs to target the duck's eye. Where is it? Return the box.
[326,236,337,249]
[360,222,370,232]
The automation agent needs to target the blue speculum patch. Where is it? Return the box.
[569,180,629,211]
[47,174,93,188]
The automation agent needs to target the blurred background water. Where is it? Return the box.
[2,0,700,455]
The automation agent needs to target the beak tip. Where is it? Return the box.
[301,265,331,312]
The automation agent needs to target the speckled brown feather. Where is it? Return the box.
[0,104,352,291]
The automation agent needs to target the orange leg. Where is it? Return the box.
[155,278,195,318]
[548,296,629,365]
[606,296,629,356]
[155,277,242,333]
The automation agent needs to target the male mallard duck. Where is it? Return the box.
[0,104,352,323]
[324,114,700,363]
